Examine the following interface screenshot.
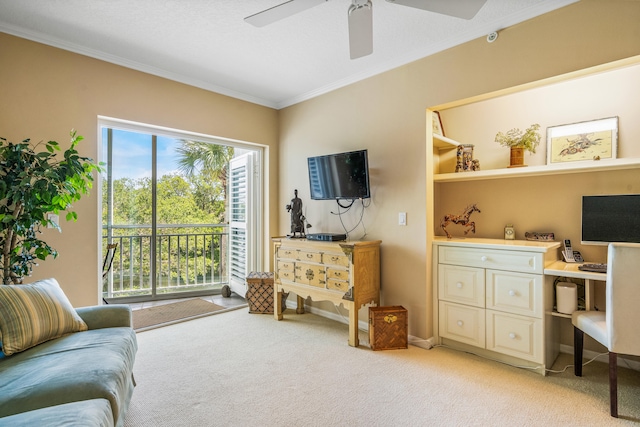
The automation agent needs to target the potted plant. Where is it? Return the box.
[0,130,103,284]
[495,123,541,167]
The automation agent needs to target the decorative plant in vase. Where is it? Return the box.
[0,130,103,284]
[495,123,541,168]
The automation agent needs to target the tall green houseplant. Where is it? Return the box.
[0,130,102,284]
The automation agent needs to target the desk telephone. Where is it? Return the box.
[562,239,584,263]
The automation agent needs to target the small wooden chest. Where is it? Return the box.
[246,272,287,314]
[369,306,408,350]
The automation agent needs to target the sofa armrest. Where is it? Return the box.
[76,304,133,329]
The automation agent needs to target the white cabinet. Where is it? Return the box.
[434,237,560,375]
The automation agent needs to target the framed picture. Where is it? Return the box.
[546,117,618,164]
[432,111,445,137]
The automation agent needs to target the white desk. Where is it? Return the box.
[544,261,607,313]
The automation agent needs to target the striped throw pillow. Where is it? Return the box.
[0,278,88,356]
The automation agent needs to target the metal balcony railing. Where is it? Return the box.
[102,223,229,298]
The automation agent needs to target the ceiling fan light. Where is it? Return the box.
[348,0,373,59]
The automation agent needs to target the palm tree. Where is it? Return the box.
[176,141,234,198]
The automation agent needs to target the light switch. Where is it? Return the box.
[398,212,407,226]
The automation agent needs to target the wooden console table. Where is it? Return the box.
[272,238,381,347]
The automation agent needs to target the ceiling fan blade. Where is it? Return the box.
[348,0,373,59]
[245,0,328,27]
[385,0,487,20]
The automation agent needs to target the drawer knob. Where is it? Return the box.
[457,320,464,327]
[508,290,516,297]
[509,332,517,339]
[456,282,463,289]
[480,256,488,262]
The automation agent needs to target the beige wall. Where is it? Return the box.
[278,0,640,341]
[0,33,279,306]
[2,1,640,347]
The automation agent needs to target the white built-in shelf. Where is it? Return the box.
[433,134,459,149]
[434,157,640,183]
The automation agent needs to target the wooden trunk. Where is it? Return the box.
[246,272,286,314]
[369,306,408,351]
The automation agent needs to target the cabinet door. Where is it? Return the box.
[295,263,325,287]
[438,264,485,307]
[486,310,542,363]
[485,270,542,318]
[439,301,485,348]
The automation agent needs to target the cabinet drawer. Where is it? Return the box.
[486,310,542,363]
[438,301,485,348]
[438,246,543,274]
[276,260,295,272]
[323,253,350,267]
[326,267,349,281]
[277,269,295,282]
[327,278,349,292]
[438,264,485,307]
[277,247,298,260]
[486,270,542,318]
[298,250,322,264]
[295,263,325,287]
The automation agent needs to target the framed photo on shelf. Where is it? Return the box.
[432,111,445,137]
[546,116,618,164]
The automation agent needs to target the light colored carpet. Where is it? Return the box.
[132,298,226,331]
[125,309,640,426]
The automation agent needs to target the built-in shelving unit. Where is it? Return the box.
[426,55,640,354]
[435,157,640,182]
[432,134,640,182]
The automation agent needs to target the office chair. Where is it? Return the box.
[102,243,118,304]
[572,242,640,417]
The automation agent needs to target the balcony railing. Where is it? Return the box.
[102,223,229,298]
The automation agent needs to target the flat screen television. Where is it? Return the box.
[581,194,640,245]
[307,149,370,200]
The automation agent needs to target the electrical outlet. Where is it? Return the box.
[398,212,407,226]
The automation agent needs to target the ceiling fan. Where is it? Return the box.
[245,0,488,59]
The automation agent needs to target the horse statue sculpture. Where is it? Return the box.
[440,204,481,239]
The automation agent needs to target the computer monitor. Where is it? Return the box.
[581,194,640,245]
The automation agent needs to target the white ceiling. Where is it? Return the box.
[0,0,578,109]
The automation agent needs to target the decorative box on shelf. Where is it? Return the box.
[369,306,408,351]
[245,272,287,314]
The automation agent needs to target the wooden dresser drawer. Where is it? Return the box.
[438,246,543,274]
[276,260,295,272]
[298,250,322,264]
[486,269,542,318]
[486,310,542,363]
[439,301,485,348]
[277,269,295,282]
[438,264,485,307]
[327,278,349,292]
[323,253,350,267]
[326,267,349,281]
[277,247,298,260]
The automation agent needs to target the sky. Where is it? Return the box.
[101,128,186,180]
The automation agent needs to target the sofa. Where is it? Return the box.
[0,278,138,427]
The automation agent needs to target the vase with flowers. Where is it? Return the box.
[495,123,541,168]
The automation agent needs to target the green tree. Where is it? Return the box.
[1,130,102,284]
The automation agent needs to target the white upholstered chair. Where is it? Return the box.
[572,242,640,418]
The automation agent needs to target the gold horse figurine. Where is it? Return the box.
[440,204,481,239]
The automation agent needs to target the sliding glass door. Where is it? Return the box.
[100,120,262,302]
